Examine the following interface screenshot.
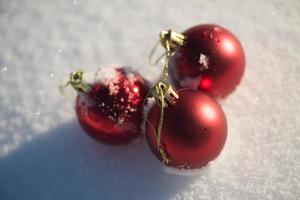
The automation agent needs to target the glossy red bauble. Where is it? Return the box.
[146,89,227,169]
[75,66,150,144]
[170,24,245,98]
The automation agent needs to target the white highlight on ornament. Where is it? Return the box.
[201,104,216,120]
[214,27,221,32]
[223,39,235,53]
[133,86,139,93]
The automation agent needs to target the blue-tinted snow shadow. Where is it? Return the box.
[0,120,208,200]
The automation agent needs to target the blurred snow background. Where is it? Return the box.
[0,0,299,199]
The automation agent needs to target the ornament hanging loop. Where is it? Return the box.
[148,30,185,67]
[159,30,185,82]
[145,30,185,165]
[148,40,166,66]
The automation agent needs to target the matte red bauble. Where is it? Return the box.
[75,66,150,144]
[145,89,227,169]
[170,24,245,98]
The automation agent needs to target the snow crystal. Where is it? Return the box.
[107,81,120,95]
[82,67,118,86]
[198,53,209,71]
[94,67,118,85]
[81,71,96,85]
[126,73,135,79]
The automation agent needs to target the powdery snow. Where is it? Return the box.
[0,0,299,199]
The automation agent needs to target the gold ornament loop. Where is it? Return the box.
[159,30,185,51]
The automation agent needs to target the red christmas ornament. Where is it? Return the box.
[170,24,245,98]
[68,66,149,144]
[145,89,227,169]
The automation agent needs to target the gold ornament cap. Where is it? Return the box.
[59,70,91,93]
[159,30,185,50]
[151,81,179,108]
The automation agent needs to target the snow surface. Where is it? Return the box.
[0,0,300,199]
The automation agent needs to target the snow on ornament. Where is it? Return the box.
[61,66,150,144]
